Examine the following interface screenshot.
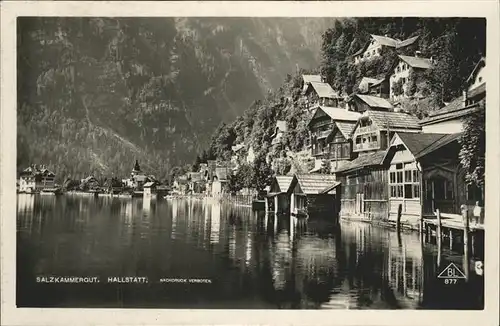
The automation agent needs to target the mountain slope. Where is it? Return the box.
[17,17,335,180]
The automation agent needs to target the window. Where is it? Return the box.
[389,162,420,199]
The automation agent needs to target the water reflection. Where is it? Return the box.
[16,197,483,309]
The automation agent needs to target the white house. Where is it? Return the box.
[353,34,420,65]
[389,54,433,101]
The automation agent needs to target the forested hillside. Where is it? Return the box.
[17,17,333,181]
[321,18,486,104]
[193,17,486,186]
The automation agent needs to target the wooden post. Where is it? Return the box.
[265,197,269,213]
[436,209,442,269]
[396,204,402,232]
[449,229,453,250]
[274,195,279,215]
[462,204,469,255]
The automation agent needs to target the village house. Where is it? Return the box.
[346,94,393,113]
[173,176,189,195]
[287,174,341,221]
[80,176,100,190]
[18,165,56,193]
[389,54,433,101]
[266,175,294,215]
[304,81,343,109]
[358,76,390,99]
[351,109,422,154]
[301,74,323,93]
[307,106,361,172]
[335,150,388,221]
[123,160,149,190]
[353,34,420,65]
[381,132,475,229]
[143,181,157,197]
[421,57,486,134]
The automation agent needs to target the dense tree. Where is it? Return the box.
[459,104,485,187]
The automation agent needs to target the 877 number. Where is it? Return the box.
[444,278,457,285]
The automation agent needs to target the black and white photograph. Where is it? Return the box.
[1,1,499,325]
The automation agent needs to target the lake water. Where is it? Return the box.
[16,194,484,309]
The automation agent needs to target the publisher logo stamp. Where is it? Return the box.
[437,262,467,284]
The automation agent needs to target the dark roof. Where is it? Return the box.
[384,132,462,162]
[363,110,421,131]
[335,151,387,173]
[398,55,433,69]
[468,82,486,98]
[422,97,483,125]
[308,106,361,126]
[290,174,338,195]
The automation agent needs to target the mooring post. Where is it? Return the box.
[396,204,402,232]
[436,209,442,246]
[449,229,453,250]
[462,204,469,255]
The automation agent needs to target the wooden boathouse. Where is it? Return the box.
[266,175,294,215]
[382,131,471,228]
[287,174,341,220]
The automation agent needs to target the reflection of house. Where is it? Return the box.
[353,34,420,65]
[382,132,471,228]
[287,174,341,219]
[19,165,56,193]
[421,57,486,134]
[271,120,288,147]
[389,54,433,101]
[266,175,294,215]
[351,109,421,154]
[304,82,342,109]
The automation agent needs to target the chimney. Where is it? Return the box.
[415,51,422,58]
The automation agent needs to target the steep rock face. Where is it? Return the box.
[17,17,334,180]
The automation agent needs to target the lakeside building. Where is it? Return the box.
[123,160,149,190]
[287,174,341,220]
[421,57,486,134]
[266,175,294,215]
[382,132,471,228]
[353,34,420,65]
[18,165,56,193]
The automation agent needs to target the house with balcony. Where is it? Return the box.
[304,81,343,110]
[389,54,433,101]
[353,34,420,65]
[421,57,486,134]
[351,110,422,154]
[18,165,56,193]
[307,106,361,172]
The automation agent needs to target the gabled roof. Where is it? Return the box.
[468,83,486,99]
[302,74,322,84]
[307,82,339,99]
[355,110,421,133]
[143,181,156,187]
[383,132,462,163]
[398,55,433,70]
[371,34,399,47]
[271,175,294,194]
[465,57,486,85]
[395,35,419,49]
[335,122,356,139]
[308,106,361,126]
[232,144,245,152]
[335,151,387,174]
[421,96,484,125]
[288,174,339,195]
[354,94,393,110]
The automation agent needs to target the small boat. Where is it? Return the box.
[40,187,63,195]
